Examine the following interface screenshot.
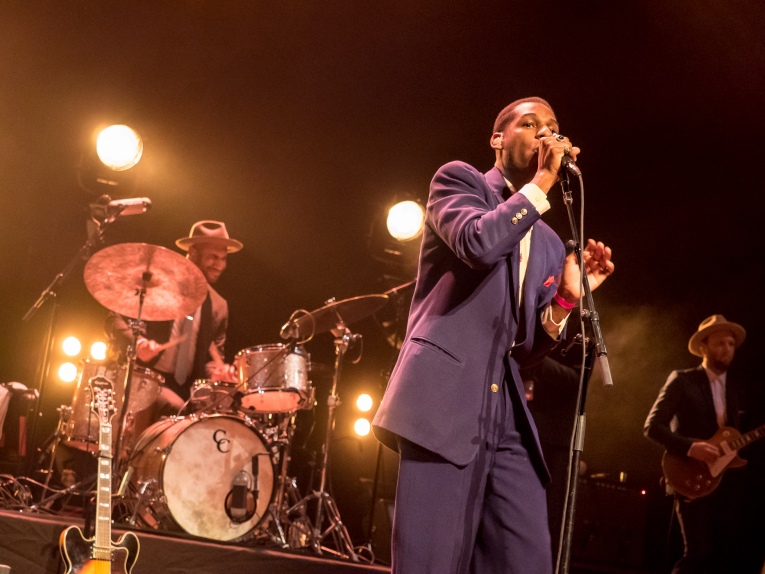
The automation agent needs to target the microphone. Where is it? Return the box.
[251,455,259,504]
[279,319,299,341]
[107,197,152,216]
[561,154,581,176]
[230,471,250,521]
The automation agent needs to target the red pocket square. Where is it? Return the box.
[543,275,555,287]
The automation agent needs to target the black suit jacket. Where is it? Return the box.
[644,365,741,457]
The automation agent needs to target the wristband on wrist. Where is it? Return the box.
[553,292,576,310]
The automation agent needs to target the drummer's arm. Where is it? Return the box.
[205,313,233,381]
[106,312,160,362]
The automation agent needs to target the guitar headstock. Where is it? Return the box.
[88,375,116,426]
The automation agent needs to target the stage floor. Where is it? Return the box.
[0,509,390,574]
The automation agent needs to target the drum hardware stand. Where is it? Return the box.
[266,429,314,549]
[37,405,72,493]
[20,208,121,484]
[113,273,150,480]
[291,321,360,561]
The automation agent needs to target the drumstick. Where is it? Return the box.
[154,334,188,353]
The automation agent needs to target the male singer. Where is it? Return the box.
[373,97,614,573]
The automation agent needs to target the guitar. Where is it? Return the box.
[59,375,140,574]
[662,423,765,499]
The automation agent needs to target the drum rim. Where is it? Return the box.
[235,343,307,357]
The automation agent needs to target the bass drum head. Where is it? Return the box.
[135,415,274,541]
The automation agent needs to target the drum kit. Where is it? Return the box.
[41,242,390,559]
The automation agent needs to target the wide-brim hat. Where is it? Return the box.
[176,220,243,253]
[688,314,746,357]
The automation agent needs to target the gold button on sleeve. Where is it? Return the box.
[491,383,499,393]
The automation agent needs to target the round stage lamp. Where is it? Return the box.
[96,125,143,171]
[354,418,372,437]
[386,200,425,241]
[356,393,373,412]
[58,362,78,383]
[62,336,82,357]
[90,341,108,361]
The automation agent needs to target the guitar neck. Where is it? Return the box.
[728,423,765,452]
[94,420,113,561]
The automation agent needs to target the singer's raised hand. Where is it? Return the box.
[557,239,614,303]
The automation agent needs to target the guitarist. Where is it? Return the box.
[644,315,757,573]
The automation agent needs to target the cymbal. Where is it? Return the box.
[84,243,208,321]
[293,294,388,337]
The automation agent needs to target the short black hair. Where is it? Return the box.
[493,97,554,134]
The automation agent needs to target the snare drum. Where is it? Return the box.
[65,361,163,456]
[234,344,311,412]
[189,379,240,413]
[127,414,275,541]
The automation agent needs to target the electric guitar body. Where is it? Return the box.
[60,525,139,574]
[662,425,755,499]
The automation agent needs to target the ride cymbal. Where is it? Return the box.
[84,243,208,321]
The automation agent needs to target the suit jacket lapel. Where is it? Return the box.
[484,167,521,323]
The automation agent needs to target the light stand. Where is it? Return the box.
[555,167,614,574]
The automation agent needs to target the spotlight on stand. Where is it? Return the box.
[368,195,425,279]
[386,200,425,242]
[78,124,143,196]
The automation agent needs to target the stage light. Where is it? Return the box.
[62,336,82,357]
[386,200,425,241]
[356,393,373,412]
[96,125,143,171]
[58,362,78,383]
[90,341,107,361]
[354,417,371,437]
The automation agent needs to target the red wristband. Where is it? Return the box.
[553,292,576,310]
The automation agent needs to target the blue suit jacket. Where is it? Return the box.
[373,161,566,473]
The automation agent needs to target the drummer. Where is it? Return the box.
[107,220,242,413]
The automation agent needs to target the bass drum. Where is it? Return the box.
[128,414,275,542]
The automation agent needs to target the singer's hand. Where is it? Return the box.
[537,133,580,181]
[557,239,614,303]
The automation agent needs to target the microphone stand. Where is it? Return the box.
[21,209,122,483]
[555,168,614,574]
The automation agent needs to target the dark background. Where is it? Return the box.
[1,1,764,568]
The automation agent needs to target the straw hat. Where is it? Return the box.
[687,314,746,357]
[175,220,243,253]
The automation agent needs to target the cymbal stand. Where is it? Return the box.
[292,321,359,561]
[114,272,150,477]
